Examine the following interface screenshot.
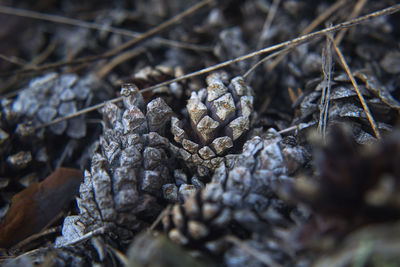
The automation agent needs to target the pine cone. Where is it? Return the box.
[0,73,107,205]
[297,71,400,144]
[9,72,107,138]
[64,84,174,242]
[163,129,308,260]
[171,72,254,176]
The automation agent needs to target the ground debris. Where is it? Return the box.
[0,0,399,266]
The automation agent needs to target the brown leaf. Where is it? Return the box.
[0,167,82,248]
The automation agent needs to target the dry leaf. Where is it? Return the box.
[0,167,82,248]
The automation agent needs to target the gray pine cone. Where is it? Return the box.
[60,84,174,243]
[171,72,254,176]
[298,71,400,144]
[9,72,106,138]
[0,73,108,197]
[163,129,308,258]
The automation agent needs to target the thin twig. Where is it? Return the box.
[35,4,400,130]
[0,54,26,66]
[0,0,213,77]
[327,34,381,139]
[58,226,107,247]
[10,226,61,252]
[138,4,400,93]
[225,235,283,267]
[335,0,368,44]
[35,97,123,130]
[278,121,317,135]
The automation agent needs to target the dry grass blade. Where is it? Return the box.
[318,33,334,139]
[256,0,281,50]
[225,235,283,267]
[0,54,25,66]
[327,34,381,139]
[0,0,213,77]
[35,4,400,130]
[35,97,123,130]
[335,0,368,45]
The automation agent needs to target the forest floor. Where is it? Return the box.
[0,1,400,266]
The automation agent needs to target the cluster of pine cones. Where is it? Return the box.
[38,72,305,266]
[1,1,400,266]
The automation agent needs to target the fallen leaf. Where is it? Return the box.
[0,167,83,248]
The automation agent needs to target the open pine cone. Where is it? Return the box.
[163,129,308,261]
[297,71,400,144]
[9,72,107,138]
[171,72,254,176]
[58,84,175,244]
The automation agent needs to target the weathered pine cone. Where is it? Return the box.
[59,84,174,243]
[297,71,400,144]
[171,72,254,176]
[9,72,107,138]
[163,129,308,260]
[0,73,105,206]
